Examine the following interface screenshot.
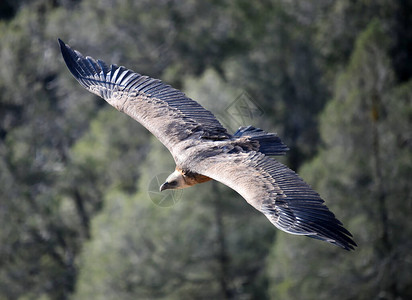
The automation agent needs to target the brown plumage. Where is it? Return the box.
[179,169,212,186]
[59,39,357,250]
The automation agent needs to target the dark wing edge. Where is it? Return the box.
[198,151,357,250]
[58,39,230,140]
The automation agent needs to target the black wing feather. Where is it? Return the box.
[253,155,357,250]
[199,151,357,250]
[58,39,229,139]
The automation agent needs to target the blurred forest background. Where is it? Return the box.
[0,0,411,299]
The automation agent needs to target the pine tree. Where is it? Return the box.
[267,20,412,300]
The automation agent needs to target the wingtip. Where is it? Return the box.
[58,38,75,61]
[305,222,357,251]
[58,38,89,84]
[57,38,66,51]
[57,38,71,61]
[58,38,77,77]
[336,235,357,251]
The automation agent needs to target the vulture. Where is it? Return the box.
[59,39,356,250]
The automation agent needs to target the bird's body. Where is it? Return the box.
[59,39,357,250]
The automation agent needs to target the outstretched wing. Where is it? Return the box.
[58,39,230,157]
[196,151,356,250]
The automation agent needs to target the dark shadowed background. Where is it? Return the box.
[0,0,411,299]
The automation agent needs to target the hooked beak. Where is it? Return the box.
[159,182,168,192]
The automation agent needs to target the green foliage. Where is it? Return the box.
[73,79,276,300]
[267,20,412,300]
[0,0,411,299]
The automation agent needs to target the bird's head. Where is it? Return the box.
[160,170,190,191]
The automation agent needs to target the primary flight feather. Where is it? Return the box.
[59,39,356,250]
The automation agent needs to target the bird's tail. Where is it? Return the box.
[234,126,289,156]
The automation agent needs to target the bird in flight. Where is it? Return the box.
[59,39,356,250]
